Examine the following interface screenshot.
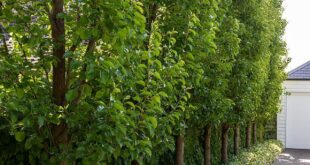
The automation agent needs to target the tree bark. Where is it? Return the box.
[131,160,139,165]
[204,125,211,165]
[175,134,185,165]
[143,3,158,50]
[50,0,66,106]
[246,122,252,149]
[253,122,257,144]
[146,3,158,34]
[0,26,9,55]
[233,123,240,155]
[221,123,229,164]
[259,123,264,142]
[49,0,69,157]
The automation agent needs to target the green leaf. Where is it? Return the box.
[16,88,24,99]
[152,95,161,104]
[159,91,168,98]
[145,148,152,157]
[154,60,162,68]
[100,71,109,84]
[118,28,128,41]
[25,138,32,150]
[133,96,142,102]
[38,116,44,128]
[148,117,157,128]
[134,11,146,25]
[113,87,121,94]
[66,89,78,102]
[138,64,147,69]
[114,102,125,111]
[126,101,135,108]
[103,60,114,69]
[154,72,161,80]
[15,132,25,142]
[134,2,144,13]
[136,80,145,86]
[95,90,104,99]
[76,28,88,40]
[187,53,194,60]
[83,84,92,98]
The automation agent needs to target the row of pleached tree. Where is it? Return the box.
[0,0,288,164]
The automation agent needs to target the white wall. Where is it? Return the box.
[277,80,310,148]
[277,94,286,147]
[286,92,310,149]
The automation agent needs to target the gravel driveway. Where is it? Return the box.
[273,149,310,165]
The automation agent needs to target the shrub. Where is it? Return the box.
[229,140,283,165]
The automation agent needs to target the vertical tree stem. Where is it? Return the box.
[253,122,257,144]
[50,0,66,106]
[48,2,69,163]
[233,123,240,155]
[221,123,229,164]
[204,125,212,165]
[175,134,185,165]
[246,122,252,149]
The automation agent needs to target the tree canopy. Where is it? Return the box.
[0,0,288,164]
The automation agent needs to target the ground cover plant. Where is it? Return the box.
[229,140,283,165]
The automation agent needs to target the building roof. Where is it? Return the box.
[288,60,310,80]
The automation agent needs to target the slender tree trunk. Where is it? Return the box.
[259,123,264,142]
[245,122,252,149]
[50,0,66,107]
[233,123,240,155]
[253,122,257,144]
[221,123,229,164]
[131,160,139,165]
[175,134,185,165]
[204,125,211,165]
[143,3,158,50]
[49,0,69,158]
[146,3,158,33]
[0,26,9,55]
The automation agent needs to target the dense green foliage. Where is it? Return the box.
[0,0,287,164]
[229,140,283,165]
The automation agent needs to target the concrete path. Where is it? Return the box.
[273,149,310,165]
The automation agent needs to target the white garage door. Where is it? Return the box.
[286,92,310,149]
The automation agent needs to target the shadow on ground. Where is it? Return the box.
[273,149,310,165]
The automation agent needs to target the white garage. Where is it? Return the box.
[278,61,310,149]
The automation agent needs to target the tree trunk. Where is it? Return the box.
[233,123,240,155]
[142,3,158,50]
[253,122,257,144]
[131,160,139,165]
[246,122,252,149]
[221,123,229,164]
[204,125,211,165]
[50,0,66,107]
[0,26,9,55]
[259,123,264,142]
[146,3,158,33]
[175,134,184,165]
[49,0,69,160]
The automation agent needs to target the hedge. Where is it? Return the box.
[0,0,287,164]
[229,140,283,165]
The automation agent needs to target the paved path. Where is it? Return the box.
[273,149,310,165]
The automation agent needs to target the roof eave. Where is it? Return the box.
[286,78,310,81]
[288,60,310,75]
